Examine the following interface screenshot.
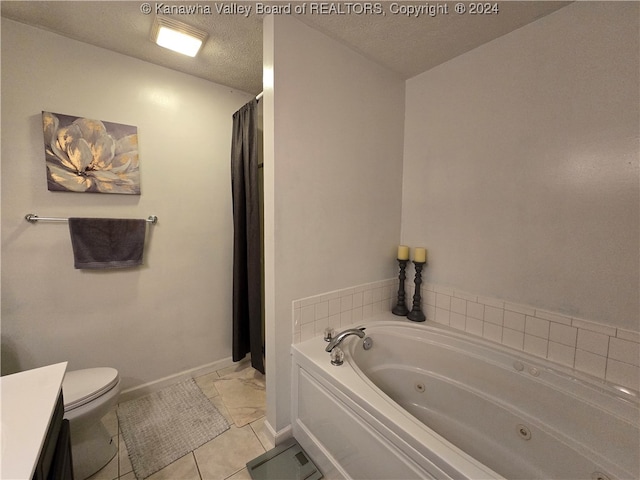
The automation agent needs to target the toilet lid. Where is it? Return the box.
[63,367,119,411]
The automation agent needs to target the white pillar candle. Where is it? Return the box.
[397,245,410,260]
[414,247,427,263]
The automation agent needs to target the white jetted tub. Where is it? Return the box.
[291,316,639,480]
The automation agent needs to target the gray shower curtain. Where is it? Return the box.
[231,99,264,374]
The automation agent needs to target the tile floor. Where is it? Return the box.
[88,362,271,480]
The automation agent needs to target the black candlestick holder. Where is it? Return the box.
[407,261,426,322]
[392,259,409,316]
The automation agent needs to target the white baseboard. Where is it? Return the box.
[118,356,248,403]
[263,418,293,447]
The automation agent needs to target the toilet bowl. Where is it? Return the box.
[63,368,121,480]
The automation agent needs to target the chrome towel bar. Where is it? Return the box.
[25,214,158,224]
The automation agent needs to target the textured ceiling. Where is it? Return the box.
[1,1,571,95]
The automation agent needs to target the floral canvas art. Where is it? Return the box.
[42,111,140,194]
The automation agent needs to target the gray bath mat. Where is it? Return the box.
[117,378,230,479]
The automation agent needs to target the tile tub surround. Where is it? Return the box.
[293,279,397,344]
[293,280,640,393]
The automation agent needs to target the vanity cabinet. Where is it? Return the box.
[33,392,73,480]
[1,362,72,480]
[48,418,73,480]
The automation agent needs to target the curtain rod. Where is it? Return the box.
[256,91,263,100]
[25,214,158,224]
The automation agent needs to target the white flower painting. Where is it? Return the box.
[42,111,140,194]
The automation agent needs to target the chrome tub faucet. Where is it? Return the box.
[325,327,366,352]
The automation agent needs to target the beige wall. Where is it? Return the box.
[3,0,637,440]
[401,2,639,331]
[263,14,406,433]
[1,19,253,388]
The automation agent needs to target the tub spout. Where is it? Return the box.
[325,327,366,352]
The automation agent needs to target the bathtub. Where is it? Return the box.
[291,315,639,480]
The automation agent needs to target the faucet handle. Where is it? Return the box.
[324,327,335,342]
[330,347,344,366]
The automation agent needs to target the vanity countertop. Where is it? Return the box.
[1,362,68,480]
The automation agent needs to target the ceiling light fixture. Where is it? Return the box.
[150,17,207,57]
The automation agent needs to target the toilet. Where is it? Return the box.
[62,368,121,480]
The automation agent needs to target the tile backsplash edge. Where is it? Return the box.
[292,279,640,392]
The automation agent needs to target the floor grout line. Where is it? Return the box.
[192,452,202,480]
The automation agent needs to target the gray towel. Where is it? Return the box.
[68,218,146,269]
